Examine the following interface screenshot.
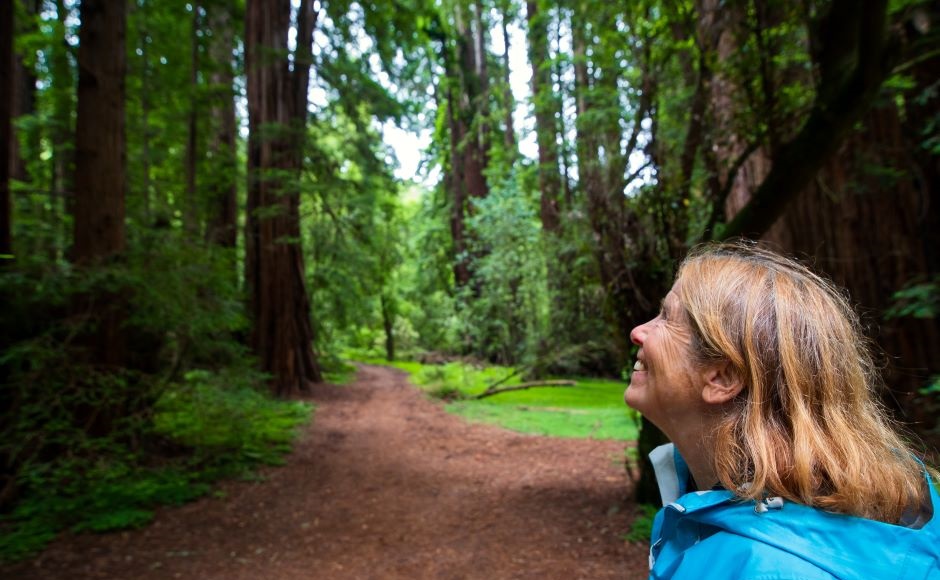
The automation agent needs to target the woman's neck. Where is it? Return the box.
[670,418,721,491]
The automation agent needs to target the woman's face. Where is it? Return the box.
[624,281,705,435]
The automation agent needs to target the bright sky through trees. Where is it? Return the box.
[382,16,536,184]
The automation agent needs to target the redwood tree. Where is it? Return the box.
[245,0,323,396]
[73,0,126,266]
[527,0,561,234]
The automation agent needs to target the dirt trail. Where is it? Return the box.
[6,365,650,579]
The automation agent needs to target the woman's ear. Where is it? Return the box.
[701,361,744,405]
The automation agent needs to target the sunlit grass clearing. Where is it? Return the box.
[352,358,638,441]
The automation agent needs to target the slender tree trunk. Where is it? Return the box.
[245,0,323,396]
[0,0,12,263]
[381,293,395,362]
[527,0,561,233]
[205,2,238,249]
[185,4,200,236]
[445,81,471,288]
[135,1,152,222]
[553,10,572,207]
[11,0,39,187]
[500,1,516,155]
[571,5,671,504]
[51,0,75,251]
[458,3,489,205]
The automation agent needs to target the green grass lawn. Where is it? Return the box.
[352,357,639,441]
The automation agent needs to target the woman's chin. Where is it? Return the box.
[623,384,643,410]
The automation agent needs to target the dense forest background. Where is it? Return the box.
[1,0,938,558]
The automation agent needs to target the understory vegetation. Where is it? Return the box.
[0,245,315,562]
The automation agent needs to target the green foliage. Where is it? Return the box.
[154,369,311,467]
[0,363,311,562]
[885,276,940,319]
[920,376,940,397]
[322,358,358,385]
[0,238,309,562]
[623,503,659,543]
[462,177,550,365]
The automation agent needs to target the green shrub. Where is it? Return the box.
[154,369,312,469]
[0,238,312,562]
[0,367,311,562]
[623,504,659,543]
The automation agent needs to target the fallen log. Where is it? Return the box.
[473,380,576,400]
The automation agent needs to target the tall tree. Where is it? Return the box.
[0,0,12,263]
[71,0,126,379]
[50,0,75,240]
[184,2,201,236]
[527,0,561,233]
[10,0,40,187]
[434,2,491,289]
[204,0,238,249]
[702,0,940,426]
[716,0,902,240]
[73,0,126,265]
[245,0,323,396]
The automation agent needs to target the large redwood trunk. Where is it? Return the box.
[760,104,940,429]
[74,0,126,267]
[443,2,489,290]
[701,0,939,441]
[245,0,322,396]
[70,0,127,441]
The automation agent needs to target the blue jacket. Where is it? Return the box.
[647,444,940,579]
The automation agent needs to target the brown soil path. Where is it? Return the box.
[6,365,650,579]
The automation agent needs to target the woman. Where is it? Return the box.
[625,243,940,579]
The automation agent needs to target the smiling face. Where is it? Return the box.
[624,281,707,437]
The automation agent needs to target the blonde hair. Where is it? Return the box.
[676,242,926,523]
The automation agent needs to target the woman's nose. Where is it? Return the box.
[630,323,647,346]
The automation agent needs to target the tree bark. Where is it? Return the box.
[0,0,12,263]
[499,1,516,155]
[205,1,238,248]
[185,3,200,236]
[51,0,75,243]
[527,0,561,233]
[759,103,940,433]
[10,0,40,187]
[245,0,323,396]
[74,0,126,265]
[716,0,893,240]
[445,2,490,291]
[381,293,395,362]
